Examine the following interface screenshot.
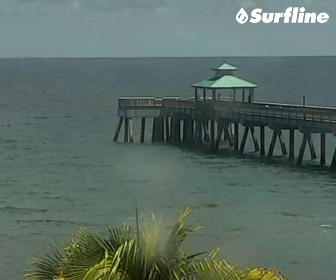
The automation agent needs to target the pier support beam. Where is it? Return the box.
[183,119,194,144]
[129,119,134,143]
[260,126,265,156]
[159,118,164,142]
[278,130,287,155]
[172,117,181,143]
[151,118,156,143]
[234,123,239,151]
[210,119,215,150]
[223,124,229,141]
[267,129,288,158]
[321,133,326,165]
[239,126,249,154]
[170,117,173,142]
[203,121,210,142]
[227,124,234,147]
[152,117,164,143]
[289,129,295,160]
[124,118,129,143]
[215,121,224,151]
[268,130,278,158]
[297,133,308,166]
[250,127,260,152]
[183,120,187,142]
[176,120,181,142]
[165,117,170,142]
[307,134,317,159]
[331,147,336,170]
[195,120,203,143]
[140,117,146,143]
[113,117,124,142]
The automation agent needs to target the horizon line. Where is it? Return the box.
[1,54,336,59]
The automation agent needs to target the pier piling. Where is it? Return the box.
[289,129,295,160]
[307,134,317,159]
[151,118,156,143]
[250,127,260,152]
[165,117,170,142]
[170,117,174,142]
[268,130,278,158]
[234,123,239,151]
[260,125,265,156]
[172,117,181,143]
[278,130,287,155]
[113,117,124,142]
[203,121,210,142]
[124,118,129,143]
[331,148,336,170]
[210,119,215,150]
[129,119,134,143]
[215,121,224,151]
[227,124,234,147]
[321,133,326,165]
[239,126,249,154]
[297,133,308,166]
[140,117,146,143]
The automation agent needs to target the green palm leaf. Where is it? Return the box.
[61,227,106,280]
[25,243,64,280]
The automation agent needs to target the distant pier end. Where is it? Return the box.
[114,60,336,169]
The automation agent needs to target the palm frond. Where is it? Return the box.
[164,207,202,265]
[99,225,132,255]
[25,243,64,280]
[189,249,242,280]
[244,268,288,280]
[61,227,105,280]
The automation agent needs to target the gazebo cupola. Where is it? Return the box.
[192,60,257,103]
[212,60,238,78]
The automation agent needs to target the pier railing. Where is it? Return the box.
[119,97,162,108]
[215,101,336,124]
[118,97,336,125]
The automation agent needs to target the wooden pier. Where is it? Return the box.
[113,61,336,169]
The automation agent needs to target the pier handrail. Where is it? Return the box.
[118,97,162,109]
[214,101,336,123]
[118,96,336,124]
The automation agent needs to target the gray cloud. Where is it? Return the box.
[0,0,335,57]
[2,0,335,17]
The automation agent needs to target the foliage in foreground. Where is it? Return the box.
[26,208,287,280]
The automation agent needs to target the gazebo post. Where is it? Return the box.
[194,88,198,101]
[242,89,245,102]
[249,88,254,104]
[233,89,236,102]
[212,89,216,102]
[203,89,206,101]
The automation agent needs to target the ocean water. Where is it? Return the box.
[1,57,336,280]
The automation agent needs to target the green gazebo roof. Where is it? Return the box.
[192,75,258,89]
[212,62,237,71]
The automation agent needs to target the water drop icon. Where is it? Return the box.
[236,8,249,24]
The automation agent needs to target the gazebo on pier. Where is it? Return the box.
[192,60,258,103]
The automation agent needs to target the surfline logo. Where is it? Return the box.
[236,7,329,24]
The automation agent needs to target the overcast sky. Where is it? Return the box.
[0,0,335,57]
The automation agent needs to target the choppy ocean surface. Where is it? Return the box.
[1,57,336,280]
